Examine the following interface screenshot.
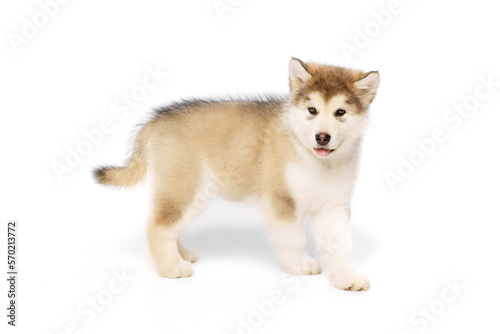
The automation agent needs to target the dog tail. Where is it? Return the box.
[93,124,150,187]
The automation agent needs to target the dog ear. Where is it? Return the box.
[354,71,379,103]
[289,58,312,90]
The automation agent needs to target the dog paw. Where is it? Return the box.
[328,268,369,291]
[284,256,322,275]
[179,248,199,263]
[158,260,194,278]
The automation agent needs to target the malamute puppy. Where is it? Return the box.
[94,58,379,291]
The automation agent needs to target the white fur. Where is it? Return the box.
[285,93,368,161]
[354,71,379,93]
[264,212,321,275]
[289,58,312,85]
[283,144,369,290]
[272,93,371,290]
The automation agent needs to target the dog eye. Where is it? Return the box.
[335,109,346,116]
[308,107,318,115]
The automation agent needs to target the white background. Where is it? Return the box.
[1,0,500,333]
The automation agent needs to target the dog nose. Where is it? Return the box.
[315,133,331,146]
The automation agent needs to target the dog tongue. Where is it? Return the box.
[315,148,331,157]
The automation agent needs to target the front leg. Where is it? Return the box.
[264,206,321,275]
[312,203,369,291]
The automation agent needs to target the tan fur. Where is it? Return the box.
[93,124,151,187]
[93,58,379,288]
[97,100,299,221]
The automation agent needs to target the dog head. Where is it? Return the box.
[286,58,379,160]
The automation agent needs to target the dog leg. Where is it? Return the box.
[177,238,199,263]
[265,214,321,275]
[312,203,369,291]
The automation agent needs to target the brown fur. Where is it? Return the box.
[290,58,377,112]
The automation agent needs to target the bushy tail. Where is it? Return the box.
[93,125,150,187]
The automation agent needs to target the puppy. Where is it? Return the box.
[94,58,379,291]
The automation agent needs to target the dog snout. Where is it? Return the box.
[315,133,331,146]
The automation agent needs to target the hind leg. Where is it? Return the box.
[147,185,211,277]
[147,197,206,277]
[147,210,194,278]
[146,161,213,277]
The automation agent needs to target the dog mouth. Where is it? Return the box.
[314,148,334,157]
